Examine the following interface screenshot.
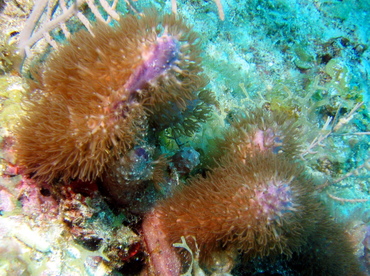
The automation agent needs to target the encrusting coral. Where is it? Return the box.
[15,10,211,183]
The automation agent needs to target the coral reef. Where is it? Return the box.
[0,0,368,275]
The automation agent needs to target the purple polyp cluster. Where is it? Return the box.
[254,180,295,222]
[125,34,180,94]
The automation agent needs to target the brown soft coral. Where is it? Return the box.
[143,152,364,275]
[207,107,302,167]
[15,11,208,183]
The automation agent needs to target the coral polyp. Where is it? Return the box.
[15,11,206,183]
[214,108,302,164]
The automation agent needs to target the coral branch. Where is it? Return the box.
[316,156,370,191]
[300,116,332,158]
[301,102,364,159]
[18,0,86,60]
[327,192,368,203]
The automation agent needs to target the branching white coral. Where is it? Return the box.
[173,236,206,276]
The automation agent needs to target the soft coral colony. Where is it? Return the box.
[16,10,210,183]
[14,10,364,276]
